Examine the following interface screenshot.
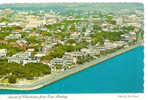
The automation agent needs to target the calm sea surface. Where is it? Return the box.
[0,46,144,94]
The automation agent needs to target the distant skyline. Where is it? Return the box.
[0,0,143,4]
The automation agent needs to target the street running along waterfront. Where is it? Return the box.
[0,43,143,90]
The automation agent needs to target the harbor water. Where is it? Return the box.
[0,46,144,94]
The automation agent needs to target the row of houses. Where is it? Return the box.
[120,32,136,42]
[51,48,100,66]
[0,22,21,27]
[7,51,40,65]
[5,34,21,40]
[51,55,76,67]
[95,40,126,51]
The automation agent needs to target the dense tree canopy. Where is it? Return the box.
[0,59,51,83]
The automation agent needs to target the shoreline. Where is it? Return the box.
[0,43,143,90]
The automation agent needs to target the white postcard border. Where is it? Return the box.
[0,0,146,100]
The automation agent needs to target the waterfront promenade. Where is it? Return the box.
[0,43,143,90]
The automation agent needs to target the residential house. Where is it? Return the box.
[23,58,40,65]
[97,46,107,51]
[129,32,136,40]
[7,51,40,65]
[35,53,46,58]
[114,41,126,47]
[12,29,23,34]
[0,40,8,44]
[7,22,20,26]
[65,51,87,58]
[0,22,7,27]
[27,48,35,52]
[51,58,63,65]
[5,34,21,40]
[70,32,81,40]
[104,40,116,49]
[0,49,7,57]
[81,48,100,56]
[16,40,27,46]
[62,55,74,66]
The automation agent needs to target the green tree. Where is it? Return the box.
[8,75,17,83]
[55,64,63,69]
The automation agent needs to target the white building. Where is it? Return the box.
[51,55,76,67]
[116,17,123,25]
[23,59,40,65]
[70,33,81,39]
[7,22,20,26]
[81,48,100,56]
[51,58,63,65]
[114,41,126,47]
[27,48,35,52]
[0,49,7,57]
[11,51,31,59]
[35,53,46,58]
[5,34,21,40]
[8,58,22,64]
[62,55,74,65]
[8,51,36,65]
[0,22,7,27]
[16,40,27,46]
[104,40,116,49]
[97,46,107,51]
